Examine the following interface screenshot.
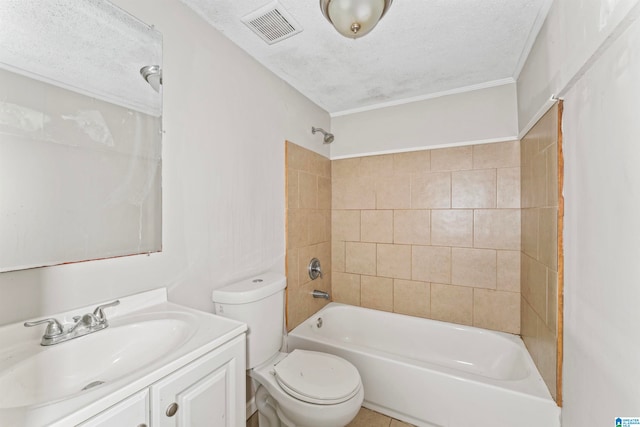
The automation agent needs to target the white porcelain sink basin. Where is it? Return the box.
[0,314,194,409]
[0,289,246,427]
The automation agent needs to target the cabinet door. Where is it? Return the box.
[150,335,245,427]
[77,389,149,427]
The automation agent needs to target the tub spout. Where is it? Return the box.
[312,290,330,299]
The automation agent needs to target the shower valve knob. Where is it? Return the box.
[308,258,323,280]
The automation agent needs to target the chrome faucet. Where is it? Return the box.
[24,300,120,346]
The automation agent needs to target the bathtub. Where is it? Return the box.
[287,303,560,427]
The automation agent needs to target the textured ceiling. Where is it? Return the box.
[0,0,162,116]
[180,0,551,115]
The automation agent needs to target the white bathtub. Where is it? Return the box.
[287,303,560,427]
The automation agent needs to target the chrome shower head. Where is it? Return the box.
[312,126,334,144]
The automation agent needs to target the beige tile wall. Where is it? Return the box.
[332,141,521,334]
[520,104,560,400]
[286,142,332,330]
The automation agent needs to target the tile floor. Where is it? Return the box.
[346,407,415,427]
[247,406,415,427]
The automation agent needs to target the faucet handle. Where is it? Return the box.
[308,258,323,280]
[24,318,64,337]
[93,300,120,322]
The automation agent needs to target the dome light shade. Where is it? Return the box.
[320,0,393,39]
[140,65,162,93]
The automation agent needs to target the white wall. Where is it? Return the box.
[330,82,518,159]
[562,15,640,426]
[517,0,640,134]
[0,0,330,326]
[518,0,640,424]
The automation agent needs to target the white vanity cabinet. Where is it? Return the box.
[77,390,149,427]
[2,291,248,427]
[150,335,245,426]
[77,335,245,427]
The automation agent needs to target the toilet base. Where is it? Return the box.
[256,384,282,427]
[250,353,363,427]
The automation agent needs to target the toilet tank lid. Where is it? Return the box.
[212,272,286,304]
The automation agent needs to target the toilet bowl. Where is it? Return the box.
[211,272,363,427]
[251,351,363,427]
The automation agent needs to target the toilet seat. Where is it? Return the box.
[273,349,361,405]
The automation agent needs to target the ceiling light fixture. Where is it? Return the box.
[319,0,393,39]
[140,65,162,93]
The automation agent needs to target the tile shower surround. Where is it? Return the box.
[520,104,561,400]
[285,142,332,330]
[331,141,522,334]
[285,134,560,400]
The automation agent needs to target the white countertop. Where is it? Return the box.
[0,288,247,427]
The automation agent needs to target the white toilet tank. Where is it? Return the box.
[212,272,286,369]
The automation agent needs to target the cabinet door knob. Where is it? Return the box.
[137,424,148,427]
[166,402,179,417]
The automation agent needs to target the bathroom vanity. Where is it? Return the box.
[0,289,247,427]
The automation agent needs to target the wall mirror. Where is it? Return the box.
[0,1,162,272]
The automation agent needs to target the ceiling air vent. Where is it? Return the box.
[241,1,302,45]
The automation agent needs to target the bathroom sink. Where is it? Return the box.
[0,289,246,427]
[0,315,193,409]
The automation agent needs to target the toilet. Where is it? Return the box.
[212,272,363,427]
